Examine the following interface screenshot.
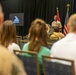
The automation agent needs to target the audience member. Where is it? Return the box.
[50,26,64,39]
[50,14,76,74]
[0,45,27,75]
[0,3,4,26]
[0,3,4,38]
[1,20,20,53]
[22,19,50,74]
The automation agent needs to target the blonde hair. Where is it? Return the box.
[1,20,17,47]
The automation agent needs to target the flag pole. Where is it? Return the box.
[63,4,70,36]
[66,4,70,12]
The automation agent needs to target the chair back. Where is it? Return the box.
[23,36,26,40]
[14,50,40,75]
[23,35,29,40]
[16,36,22,47]
[20,40,28,49]
[49,26,54,35]
[42,56,75,75]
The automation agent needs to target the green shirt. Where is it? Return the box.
[22,42,50,74]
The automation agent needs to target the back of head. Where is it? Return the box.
[54,26,59,32]
[1,20,17,47]
[0,3,4,32]
[0,3,4,21]
[29,19,48,52]
[68,14,76,33]
[0,45,27,75]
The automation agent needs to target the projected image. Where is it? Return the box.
[13,16,20,23]
[9,13,24,26]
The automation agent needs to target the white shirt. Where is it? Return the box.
[50,33,76,74]
[8,43,20,53]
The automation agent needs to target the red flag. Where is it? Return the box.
[57,8,61,21]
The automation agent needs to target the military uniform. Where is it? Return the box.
[51,21,62,32]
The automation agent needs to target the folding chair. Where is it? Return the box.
[14,50,40,75]
[23,36,27,40]
[49,26,55,35]
[42,56,75,75]
[20,40,28,49]
[16,36,22,47]
[23,35,29,40]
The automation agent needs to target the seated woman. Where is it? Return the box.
[50,26,64,39]
[22,19,50,74]
[0,20,20,53]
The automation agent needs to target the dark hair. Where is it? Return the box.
[54,26,59,32]
[29,19,48,52]
[1,20,17,47]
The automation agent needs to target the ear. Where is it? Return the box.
[0,3,3,12]
[67,24,70,32]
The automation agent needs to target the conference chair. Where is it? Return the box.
[16,36,22,47]
[14,50,40,75]
[48,26,54,35]
[42,56,75,75]
[20,40,28,49]
[23,36,27,40]
[23,35,29,40]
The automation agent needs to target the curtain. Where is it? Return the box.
[0,0,75,35]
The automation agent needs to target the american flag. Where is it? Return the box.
[63,10,69,36]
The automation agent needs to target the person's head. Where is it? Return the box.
[29,19,48,52]
[0,3,4,32]
[1,20,17,47]
[67,14,76,33]
[54,15,57,21]
[54,26,59,32]
[0,3,3,12]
